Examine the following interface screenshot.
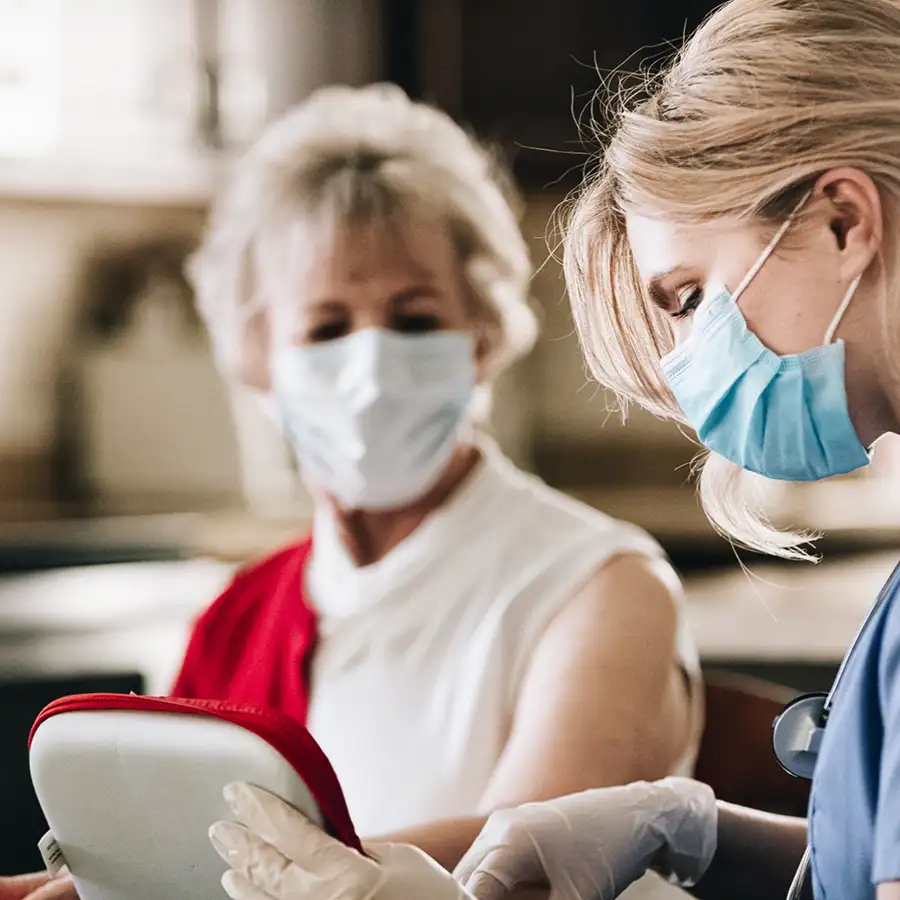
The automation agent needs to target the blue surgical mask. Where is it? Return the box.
[271,328,475,510]
[660,198,870,482]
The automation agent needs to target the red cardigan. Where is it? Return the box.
[170,538,317,724]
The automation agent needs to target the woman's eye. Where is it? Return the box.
[309,321,348,342]
[672,287,703,319]
[393,313,441,334]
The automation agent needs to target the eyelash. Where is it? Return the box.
[672,287,703,319]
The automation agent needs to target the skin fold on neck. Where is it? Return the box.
[317,442,482,567]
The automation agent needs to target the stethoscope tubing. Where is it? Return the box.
[786,846,811,900]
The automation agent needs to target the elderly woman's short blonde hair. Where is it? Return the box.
[187,83,538,381]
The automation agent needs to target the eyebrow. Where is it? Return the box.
[306,299,347,315]
[305,284,443,313]
[646,266,690,310]
[393,284,443,302]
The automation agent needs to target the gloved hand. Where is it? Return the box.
[454,778,717,900]
[210,782,473,900]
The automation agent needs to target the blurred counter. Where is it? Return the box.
[0,511,309,693]
[0,512,895,692]
[0,511,310,571]
[575,479,900,556]
[681,550,899,693]
[685,551,896,663]
[0,559,234,694]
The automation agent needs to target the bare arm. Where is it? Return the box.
[691,803,809,900]
[376,554,696,871]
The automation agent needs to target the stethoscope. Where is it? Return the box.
[771,563,900,899]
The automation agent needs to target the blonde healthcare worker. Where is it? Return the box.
[202,2,900,899]
[0,85,701,900]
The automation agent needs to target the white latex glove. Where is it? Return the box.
[209,781,473,900]
[454,778,717,900]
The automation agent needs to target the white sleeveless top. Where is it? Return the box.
[306,439,702,850]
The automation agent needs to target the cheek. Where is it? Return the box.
[740,298,811,355]
[238,311,273,391]
[736,261,837,355]
[267,299,306,342]
[449,288,480,332]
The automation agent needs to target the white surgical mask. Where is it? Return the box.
[271,327,475,510]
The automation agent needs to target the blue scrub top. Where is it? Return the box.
[809,562,900,899]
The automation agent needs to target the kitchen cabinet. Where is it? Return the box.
[399,0,720,188]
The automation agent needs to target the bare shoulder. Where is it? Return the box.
[539,552,681,655]
[480,552,694,806]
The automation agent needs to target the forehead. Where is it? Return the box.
[625,213,767,288]
[625,214,709,284]
[263,212,460,302]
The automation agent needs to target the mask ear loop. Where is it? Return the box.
[732,189,814,304]
[823,273,863,345]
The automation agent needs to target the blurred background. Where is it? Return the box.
[1,0,899,874]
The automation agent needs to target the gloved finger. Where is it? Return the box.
[466,869,514,900]
[210,822,321,897]
[223,783,377,882]
[461,844,540,900]
[221,871,274,900]
[452,831,492,885]
[454,825,531,887]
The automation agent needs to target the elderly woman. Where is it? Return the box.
[3,85,699,900]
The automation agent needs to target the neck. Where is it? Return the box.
[877,369,900,440]
[848,329,900,445]
[320,443,481,567]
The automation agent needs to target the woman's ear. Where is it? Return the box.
[817,168,883,281]
[239,308,272,391]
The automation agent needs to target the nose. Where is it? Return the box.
[350,311,391,333]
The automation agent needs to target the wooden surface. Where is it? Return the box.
[695,672,810,817]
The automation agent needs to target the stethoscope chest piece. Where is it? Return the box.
[772,692,828,780]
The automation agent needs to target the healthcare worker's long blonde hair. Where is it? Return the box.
[564,0,900,557]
